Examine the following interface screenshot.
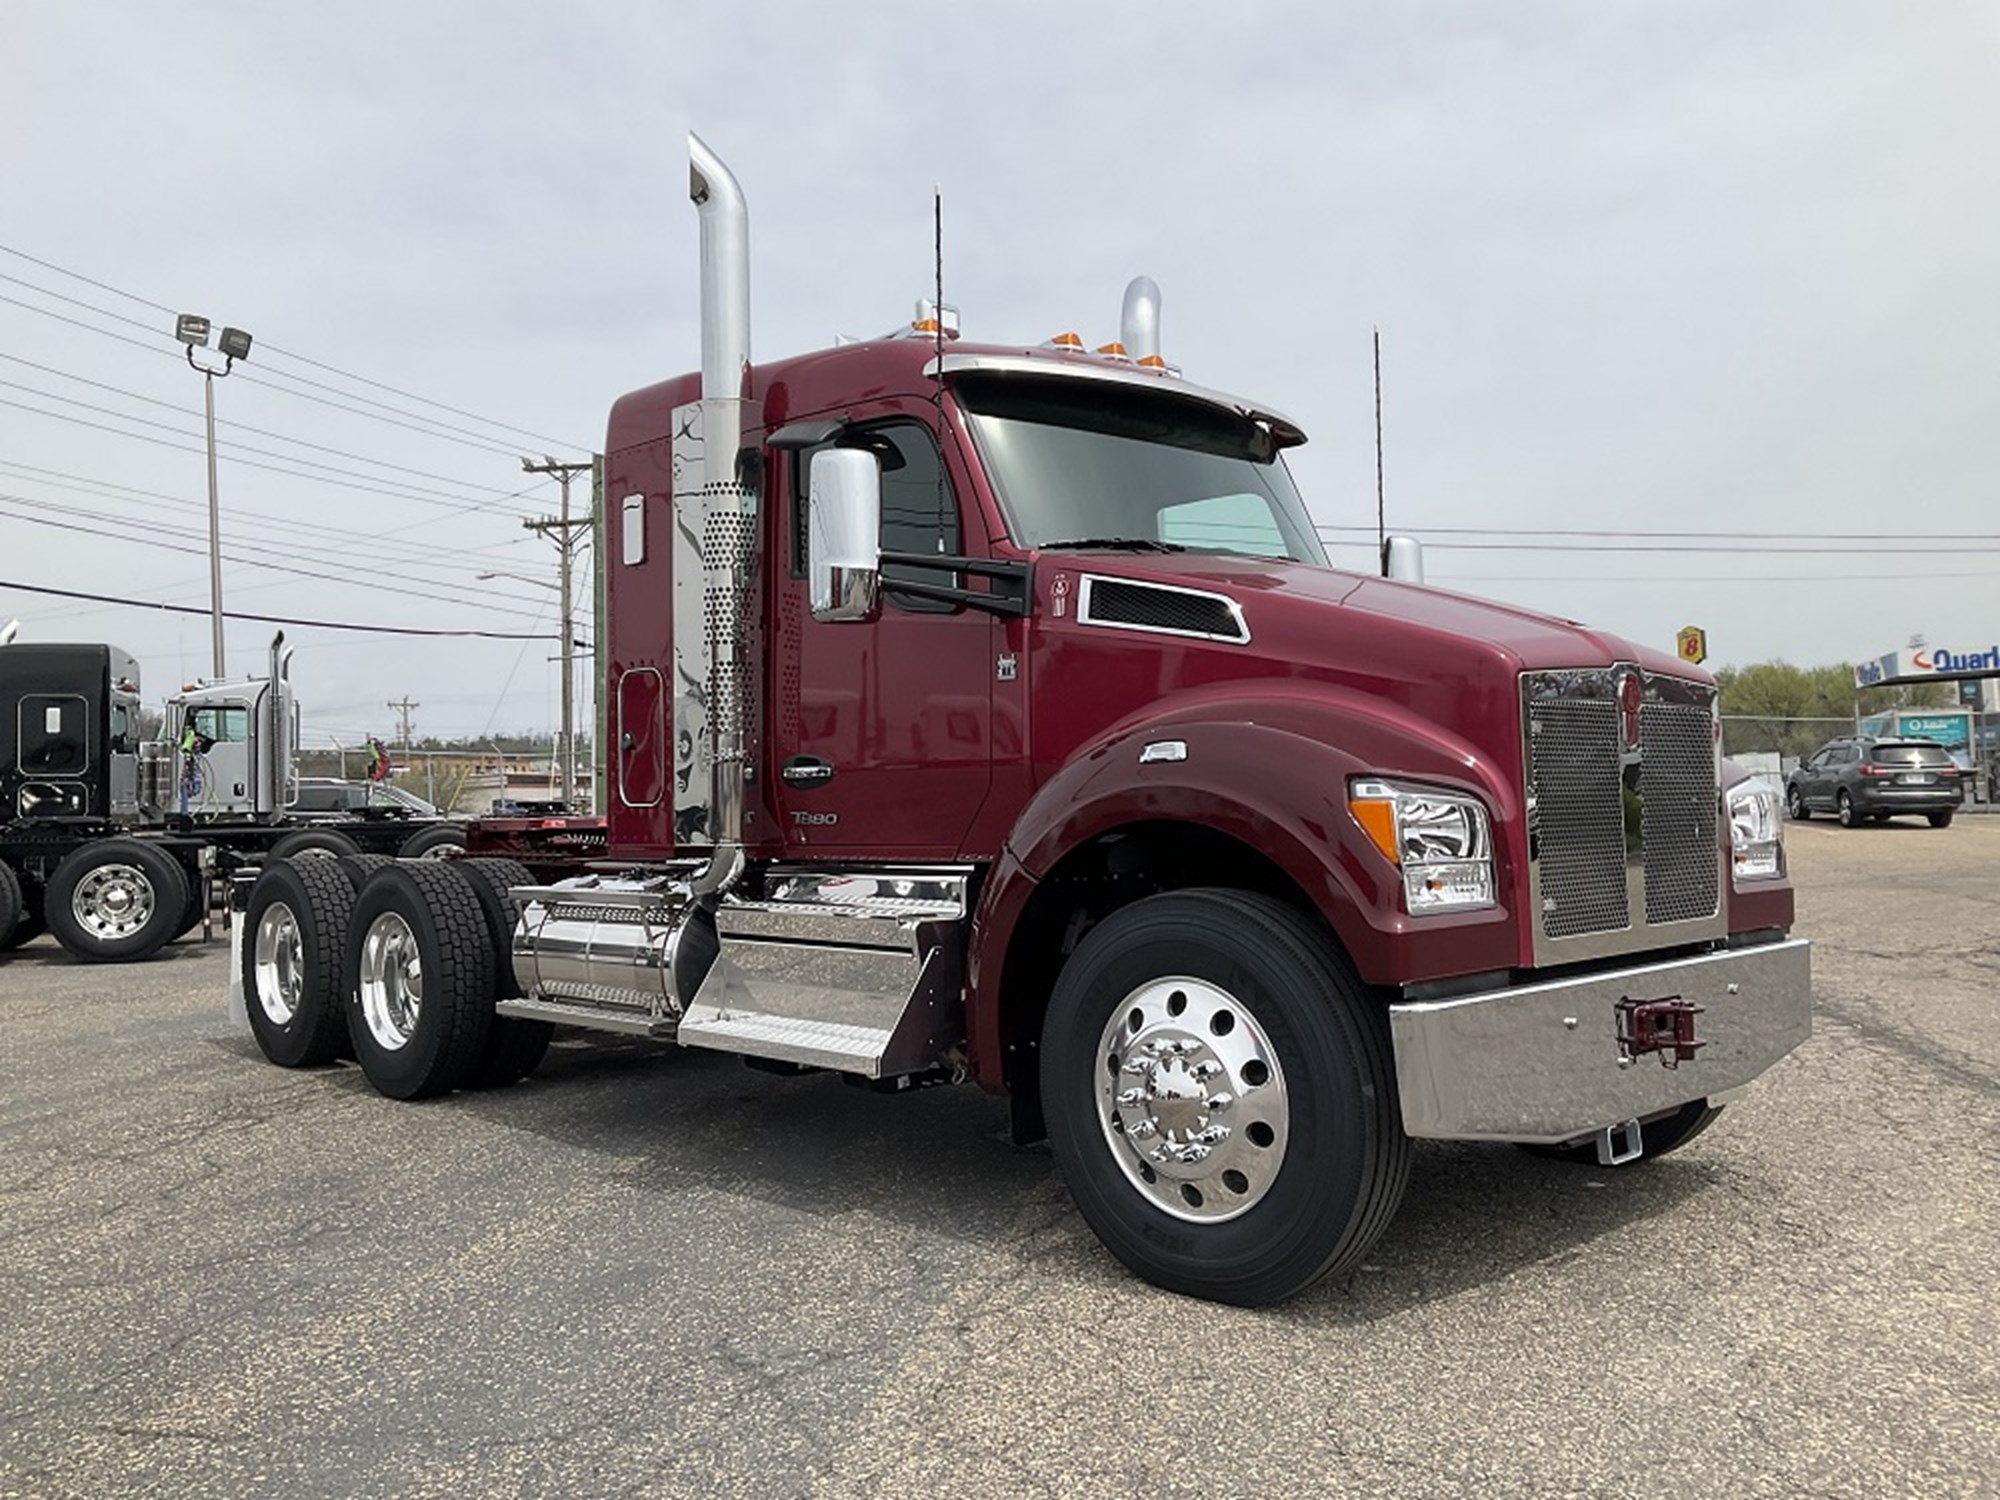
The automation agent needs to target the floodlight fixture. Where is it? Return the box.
[175,313,212,347]
[218,326,253,362]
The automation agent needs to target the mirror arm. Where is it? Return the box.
[876,552,1033,617]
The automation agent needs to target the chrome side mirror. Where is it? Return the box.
[808,447,882,622]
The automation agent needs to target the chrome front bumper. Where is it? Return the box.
[1388,939,1811,1143]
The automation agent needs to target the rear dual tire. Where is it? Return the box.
[344,863,495,1100]
[453,858,552,1089]
[243,858,356,1068]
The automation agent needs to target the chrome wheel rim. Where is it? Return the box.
[1095,976,1290,1223]
[252,901,305,1025]
[70,863,155,940]
[358,911,422,1051]
[413,843,457,861]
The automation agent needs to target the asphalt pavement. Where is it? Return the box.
[1,819,1995,1499]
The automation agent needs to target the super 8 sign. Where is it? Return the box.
[1676,626,1707,664]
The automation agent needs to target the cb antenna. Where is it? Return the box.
[1374,326,1387,574]
[933,185,948,553]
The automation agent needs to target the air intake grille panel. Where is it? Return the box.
[1528,698,1630,938]
[1078,576,1248,643]
[1641,702,1720,924]
[1522,668,1722,964]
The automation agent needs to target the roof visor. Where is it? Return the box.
[924,351,1307,449]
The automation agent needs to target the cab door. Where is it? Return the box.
[768,404,993,855]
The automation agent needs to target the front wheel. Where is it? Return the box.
[1041,889,1409,1306]
[45,839,190,962]
[1785,785,1808,821]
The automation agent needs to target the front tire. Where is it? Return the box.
[1041,889,1409,1306]
[45,839,190,963]
[1785,785,1808,821]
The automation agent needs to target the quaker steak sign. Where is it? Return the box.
[1854,643,2000,687]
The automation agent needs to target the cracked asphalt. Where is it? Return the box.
[1,820,1995,1499]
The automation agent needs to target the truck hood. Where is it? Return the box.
[1029,551,1704,776]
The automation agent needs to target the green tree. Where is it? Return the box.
[1716,661,1952,759]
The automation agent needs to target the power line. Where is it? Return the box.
[0,379,543,511]
[1,288,539,460]
[0,354,545,496]
[0,491,548,613]
[0,580,561,639]
[0,459,533,568]
[0,244,590,452]
[0,393,546,516]
[0,498,552,618]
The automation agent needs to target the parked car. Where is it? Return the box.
[1785,738,1964,827]
[292,778,443,818]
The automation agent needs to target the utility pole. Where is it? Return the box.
[387,697,419,754]
[523,456,594,811]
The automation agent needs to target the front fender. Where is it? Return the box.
[967,685,1526,1088]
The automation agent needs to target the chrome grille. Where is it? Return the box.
[1527,698,1630,938]
[1522,667,1723,964]
[1640,702,1719,924]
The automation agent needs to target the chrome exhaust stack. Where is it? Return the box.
[674,133,760,895]
[1120,276,1162,364]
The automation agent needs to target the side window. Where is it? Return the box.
[18,696,89,774]
[795,420,962,613]
[189,706,249,744]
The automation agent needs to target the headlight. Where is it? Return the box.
[1727,778,1784,883]
[1348,777,1496,913]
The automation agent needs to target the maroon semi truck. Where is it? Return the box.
[238,135,1809,1305]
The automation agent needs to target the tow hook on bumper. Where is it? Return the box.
[1617,996,1704,1068]
[1387,938,1811,1145]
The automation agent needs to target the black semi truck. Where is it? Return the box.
[1,636,464,963]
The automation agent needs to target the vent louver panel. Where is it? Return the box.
[1079,577,1247,643]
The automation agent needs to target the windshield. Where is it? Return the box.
[955,373,1326,564]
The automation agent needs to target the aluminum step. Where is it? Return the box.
[676,872,968,1078]
[495,993,677,1039]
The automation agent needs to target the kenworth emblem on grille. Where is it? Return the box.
[1618,669,1644,751]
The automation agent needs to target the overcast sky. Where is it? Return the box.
[3,2,1995,746]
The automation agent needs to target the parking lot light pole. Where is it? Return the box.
[175,315,253,679]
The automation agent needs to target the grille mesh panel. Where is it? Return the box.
[1083,579,1245,641]
[1529,698,1630,938]
[1641,703,1719,924]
